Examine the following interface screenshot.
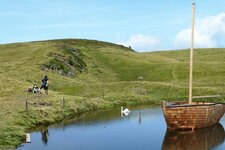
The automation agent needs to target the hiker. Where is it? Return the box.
[32,84,40,93]
[40,75,49,95]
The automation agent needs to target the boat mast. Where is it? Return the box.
[188,3,195,104]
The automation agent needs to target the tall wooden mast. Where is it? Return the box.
[188,3,195,104]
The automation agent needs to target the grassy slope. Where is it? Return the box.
[0,39,225,148]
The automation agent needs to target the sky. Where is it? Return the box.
[1,0,225,52]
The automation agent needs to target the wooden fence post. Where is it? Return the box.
[138,76,143,95]
[26,100,28,111]
[61,98,64,107]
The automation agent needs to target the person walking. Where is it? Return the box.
[40,75,49,95]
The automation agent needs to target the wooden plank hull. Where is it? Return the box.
[162,101,225,130]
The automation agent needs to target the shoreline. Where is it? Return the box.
[1,91,224,149]
[0,95,163,149]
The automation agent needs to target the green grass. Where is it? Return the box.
[0,39,225,148]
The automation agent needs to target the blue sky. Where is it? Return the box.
[1,0,225,51]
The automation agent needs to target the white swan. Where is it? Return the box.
[121,106,131,116]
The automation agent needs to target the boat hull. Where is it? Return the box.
[162,101,225,130]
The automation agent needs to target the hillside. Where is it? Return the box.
[0,39,225,148]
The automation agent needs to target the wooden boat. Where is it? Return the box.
[162,3,225,130]
[162,101,225,130]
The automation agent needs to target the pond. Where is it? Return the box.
[17,106,225,150]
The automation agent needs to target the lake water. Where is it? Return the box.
[17,106,225,150]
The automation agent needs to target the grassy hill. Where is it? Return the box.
[0,39,225,148]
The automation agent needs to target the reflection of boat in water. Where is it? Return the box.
[162,3,225,130]
[162,123,225,150]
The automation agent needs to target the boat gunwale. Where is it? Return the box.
[163,102,225,108]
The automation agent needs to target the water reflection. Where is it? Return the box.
[162,123,225,150]
[138,111,142,125]
[59,107,150,129]
[57,108,122,129]
[40,129,49,145]
[17,107,224,150]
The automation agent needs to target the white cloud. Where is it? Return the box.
[118,34,161,52]
[174,13,225,49]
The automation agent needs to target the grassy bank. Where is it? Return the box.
[0,39,225,149]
